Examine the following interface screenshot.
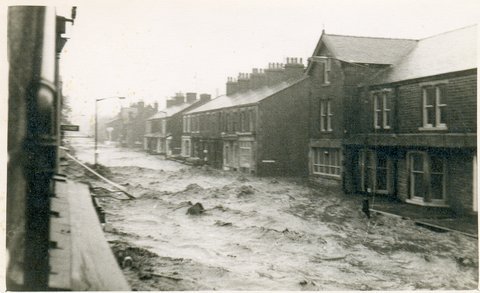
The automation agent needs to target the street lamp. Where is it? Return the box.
[95,96,125,166]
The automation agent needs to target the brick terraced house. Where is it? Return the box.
[306,29,419,190]
[182,58,309,176]
[144,92,210,155]
[343,25,477,215]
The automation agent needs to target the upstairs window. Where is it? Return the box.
[249,109,256,132]
[320,100,332,132]
[373,90,392,130]
[320,58,331,84]
[161,119,166,134]
[422,83,447,129]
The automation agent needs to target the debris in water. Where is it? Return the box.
[237,176,249,182]
[215,220,232,227]
[139,271,152,280]
[456,257,476,268]
[237,185,255,197]
[185,183,203,192]
[187,202,205,215]
[122,256,133,268]
[212,205,228,212]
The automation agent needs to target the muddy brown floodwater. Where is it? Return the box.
[68,138,478,290]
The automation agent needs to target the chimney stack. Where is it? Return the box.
[284,57,305,80]
[237,72,250,93]
[166,99,176,108]
[250,68,266,90]
[166,92,186,108]
[226,77,238,96]
[154,101,159,112]
[200,93,211,102]
[264,62,285,86]
[174,92,185,105]
[186,92,197,103]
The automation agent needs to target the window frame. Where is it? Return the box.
[311,147,341,177]
[407,151,447,205]
[358,149,392,194]
[321,58,331,85]
[372,89,392,130]
[420,81,448,130]
[320,99,333,132]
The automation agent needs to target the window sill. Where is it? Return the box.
[373,127,391,131]
[406,198,449,208]
[418,126,448,131]
[311,173,341,180]
[320,130,333,133]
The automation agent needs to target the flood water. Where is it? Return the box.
[68,137,478,290]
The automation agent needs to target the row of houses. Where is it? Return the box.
[136,25,476,216]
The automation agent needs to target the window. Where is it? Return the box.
[239,141,253,168]
[312,148,341,176]
[358,150,392,194]
[421,83,447,129]
[182,139,191,157]
[320,58,331,84]
[408,152,446,204]
[161,119,166,134]
[249,109,255,131]
[373,90,392,129]
[183,116,187,132]
[226,113,231,133]
[320,100,332,132]
[232,112,238,132]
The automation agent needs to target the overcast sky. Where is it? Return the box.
[56,0,478,127]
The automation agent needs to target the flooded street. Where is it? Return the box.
[68,138,478,290]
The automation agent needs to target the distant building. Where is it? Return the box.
[144,92,210,155]
[182,58,309,176]
[107,101,157,148]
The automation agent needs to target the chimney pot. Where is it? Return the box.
[200,93,211,102]
[186,92,197,103]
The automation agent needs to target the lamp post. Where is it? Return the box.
[95,96,125,166]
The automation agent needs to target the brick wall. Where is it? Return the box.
[309,59,345,140]
[393,148,474,215]
[448,150,475,214]
[352,71,477,135]
[256,78,310,176]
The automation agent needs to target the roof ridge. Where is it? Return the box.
[324,33,417,41]
[418,24,477,41]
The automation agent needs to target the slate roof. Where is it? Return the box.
[371,25,477,84]
[320,34,417,65]
[148,102,197,120]
[186,77,308,114]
